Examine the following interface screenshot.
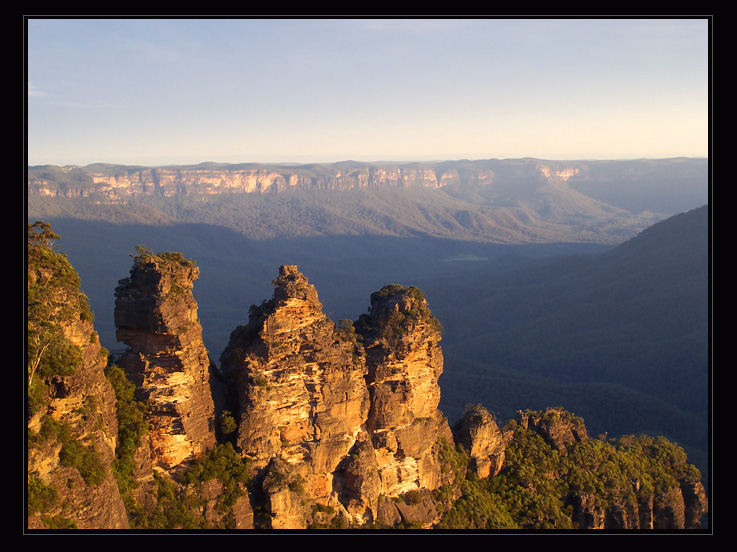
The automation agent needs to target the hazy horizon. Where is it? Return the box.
[27,153,710,170]
[27,17,709,167]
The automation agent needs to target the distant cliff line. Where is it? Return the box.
[28,157,707,202]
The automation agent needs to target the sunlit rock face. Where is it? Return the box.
[220,269,456,527]
[27,243,128,529]
[220,265,371,526]
[357,284,454,500]
[114,251,217,473]
[453,404,507,479]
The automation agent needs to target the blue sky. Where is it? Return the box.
[27,17,709,166]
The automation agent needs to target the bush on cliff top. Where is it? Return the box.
[132,245,197,269]
[27,222,92,413]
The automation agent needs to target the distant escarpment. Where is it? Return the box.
[26,224,708,530]
[26,158,708,245]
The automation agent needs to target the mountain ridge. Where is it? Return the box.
[28,157,707,245]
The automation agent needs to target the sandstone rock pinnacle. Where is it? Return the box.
[220,265,370,527]
[357,284,454,499]
[114,249,217,472]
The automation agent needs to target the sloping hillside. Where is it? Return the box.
[429,206,708,473]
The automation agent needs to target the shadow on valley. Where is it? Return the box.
[41,210,709,482]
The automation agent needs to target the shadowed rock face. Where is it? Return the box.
[114,251,216,472]
[516,407,588,454]
[513,408,708,530]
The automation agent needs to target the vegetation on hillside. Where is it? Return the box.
[27,222,94,416]
[434,419,703,530]
[104,358,253,530]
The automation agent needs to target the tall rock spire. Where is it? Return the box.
[114,249,216,472]
[220,265,370,527]
[356,284,454,500]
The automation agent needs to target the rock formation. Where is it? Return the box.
[453,404,508,478]
[517,407,588,453]
[357,284,454,501]
[26,227,709,531]
[28,165,448,199]
[220,265,372,527]
[220,269,455,528]
[27,223,128,528]
[113,249,217,472]
[568,477,708,530]
[510,408,708,530]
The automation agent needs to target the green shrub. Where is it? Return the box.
[58,438,106,486]
[181,442,250,508]
[104,364,148,497]
[27,474,58,515]
[218,410,237,437]
[41,515,77,529]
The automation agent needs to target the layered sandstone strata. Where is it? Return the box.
[28,165,447,199]
[114,249,216,472]
[357,284,455,503]
[220,265,371,527]
[27,235,128,529]
[221,268,456,528]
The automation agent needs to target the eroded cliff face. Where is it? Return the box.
[220,265,371,527]
[27,231,709,531]
[357,285,454,502]
[27,226,128,529]
[29,165,447,199]
[453,405,509,479]
[220,268,455,528]
[114,250,217,473]
[517,407,589,454]
[511,408,708,531]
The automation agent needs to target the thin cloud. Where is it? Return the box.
[28,83,47,97]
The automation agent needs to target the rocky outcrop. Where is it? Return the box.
[27,224,709,531]
[189,477,254,529]
[356,284,455,524]
[516,407,588,453]
[26,323,129,529]
[453,405,508,478]
[681,479,709,529]
[114,249,217,473]
[569,481,706,531]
